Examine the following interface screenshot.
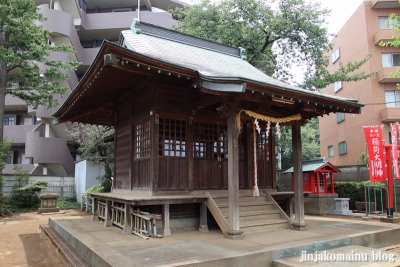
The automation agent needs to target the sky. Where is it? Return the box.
[320,0,365,36]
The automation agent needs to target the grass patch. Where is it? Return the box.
[6,201,40,213]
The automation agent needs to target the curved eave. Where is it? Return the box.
[53,41,363,126]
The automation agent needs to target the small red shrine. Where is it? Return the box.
[284,158,340,194]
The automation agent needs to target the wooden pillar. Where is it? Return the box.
[122,203,132,234]
[291,120,307,230]
[199,200,209,232]
[162,204,171,236]
[316,172,320,194]
[104,200,113,227]
[86,195,90,213]
[151,113,159,192]
[225,111,244,239]
[92,196,99,221]
[188,120,194,191]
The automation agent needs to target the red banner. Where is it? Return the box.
[363,126,386,182]
[392,123,399,179]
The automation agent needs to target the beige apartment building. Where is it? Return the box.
[4,0,183,175]
[319,0,400,166]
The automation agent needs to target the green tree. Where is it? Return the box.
[277,118,320,170]
[0,141,11,215]
[67,124,114,192]
[173,0,375,87]
[0,0,80,215]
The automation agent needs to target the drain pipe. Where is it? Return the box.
[137,0,140,20]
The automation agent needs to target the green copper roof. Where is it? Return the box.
[120,24,362,107]
[283,159,340,174]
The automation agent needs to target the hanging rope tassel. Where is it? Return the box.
[252,120,259,197]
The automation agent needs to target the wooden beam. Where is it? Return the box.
[189,95,221,111]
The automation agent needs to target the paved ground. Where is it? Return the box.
[3,210,400,267]
[49,214,400,267]
[0,210,88,267]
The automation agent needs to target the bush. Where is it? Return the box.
[7,165,48,212]
[83,184,104,194]
[334,181,386,210]
[57,196,81,210]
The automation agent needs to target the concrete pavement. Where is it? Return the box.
[47,214,400,267]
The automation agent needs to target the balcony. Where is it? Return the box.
[381,107,400,122]
[371,0,400,9]
[378,67,400,83]
[374,28,393,45]
[3,125,37,144]
[25,131,75,176]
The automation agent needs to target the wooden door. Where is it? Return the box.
[254,129,273,189]
[158,118,188,190]
[193,122,220,189]
[193,122,245,189]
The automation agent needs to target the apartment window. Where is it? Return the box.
[334,81,342,93]
[6,81,18,89]
[336,112,345,123]
[379,16,398,29]
[338,141,347,155]
[331,48,340,63]
[159,118,186,157]
[385,91,400,107]
[382,53,400,67]
[328,146,334,157]
[4,115,16,125]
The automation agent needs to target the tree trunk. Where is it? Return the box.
[0,62,7,142]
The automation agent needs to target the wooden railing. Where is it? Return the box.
[205,192,228,233]
[264,191,291,228]
[111,202,125,228]
[97,201,106,220]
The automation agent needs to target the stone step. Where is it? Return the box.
[218,202,275,213]
[223,210,282,222]
[213,196,268,205]
[240,219,289,232]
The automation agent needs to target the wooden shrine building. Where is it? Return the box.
[53,20,364,238]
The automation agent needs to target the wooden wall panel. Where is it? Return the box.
[193,159,219,189]
[158,157,188,190]
[158,158,168,189]
[115,123,131,190]
[133,159,150,189]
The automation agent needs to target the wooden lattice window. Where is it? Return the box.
[193,122,218,158]
[135,120,151,159]
[159,118,186,157]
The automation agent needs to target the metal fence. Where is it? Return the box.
[3,175,75,200]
